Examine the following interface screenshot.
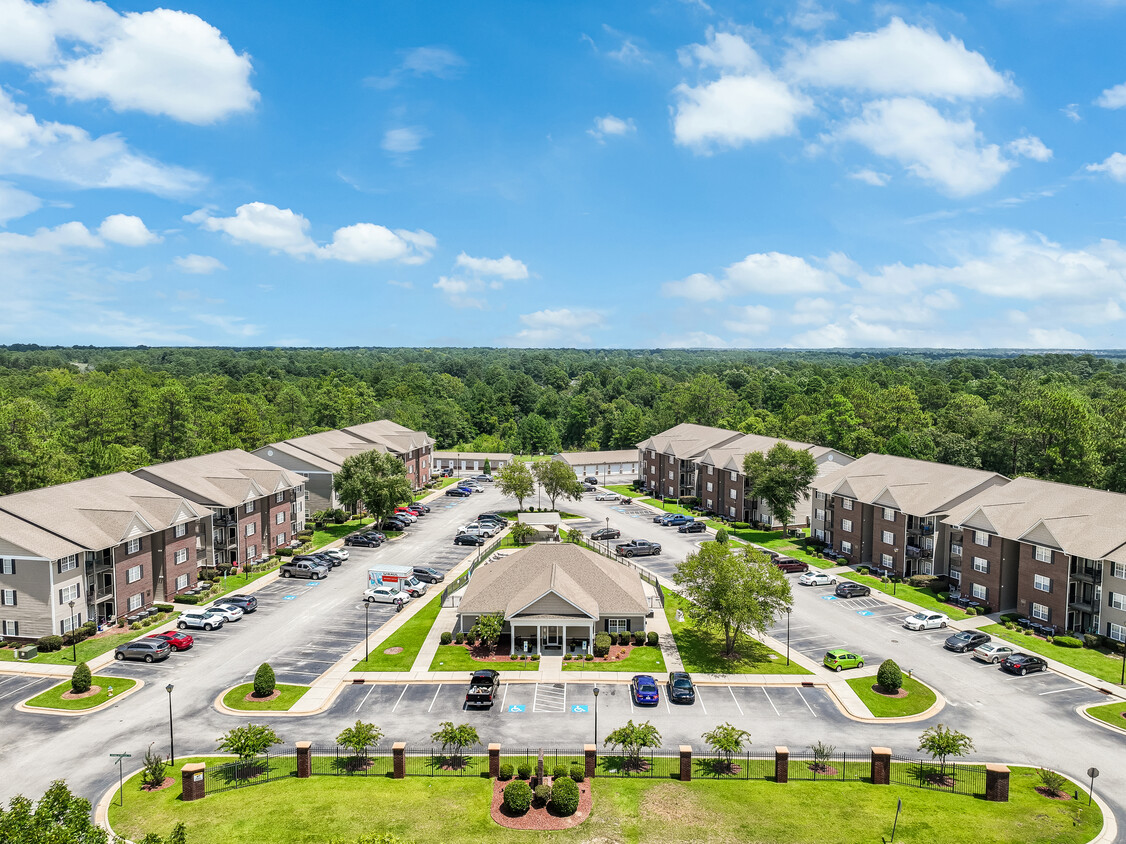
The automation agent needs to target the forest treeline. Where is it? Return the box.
[2,345,1126,497]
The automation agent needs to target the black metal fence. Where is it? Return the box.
[499,748,588,775]
[308,744,396,777]
[596,749,681,779]
[204,749,298,796]
[787,750,869,782]
[401,747,486,777]
[890,755,987,797]
[694,751,775,780]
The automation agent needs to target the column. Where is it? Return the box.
[584,744,597,779]
[679,746,693,782]
[536,624,540,655]
[296,741,311,778]
[774,746,789,783]
[181,763,206,801]
[985,764,1010,802]
[488,743,501,778]
[870,747,891,786]
[392,742,406,779]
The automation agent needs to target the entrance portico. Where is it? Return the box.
[510,619,597,655]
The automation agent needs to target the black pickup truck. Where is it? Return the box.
[465,669,501,707]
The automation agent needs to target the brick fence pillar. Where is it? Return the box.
[392,742,406,779]
[584,744,597,779]
[181,763,206,801]
[488,743,501,778]
[985,764,1010,802]
[296,741,311,778]
[679,745,692,782]
[774,746,789,783]
[870,747,891,785]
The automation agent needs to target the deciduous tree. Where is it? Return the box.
[217,723,282,760]
[495,461,535,509]
[533,460,584,510]
[742,442,818,532]
[917,724,974,777]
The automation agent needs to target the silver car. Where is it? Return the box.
[972,642,1015,664]
[321,548,349,563]
[364,586,410,604]
[206,604,244,623]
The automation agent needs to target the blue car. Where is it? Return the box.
[631,674,660,706]
[663,515,692,527]
[445,487,472,497]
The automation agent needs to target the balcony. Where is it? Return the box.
[1069,597,1095,612]
[1070,564,1102,584]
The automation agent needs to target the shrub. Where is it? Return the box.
[36,636,63,652]
[856,565,871,575]
[937,592,950,602]
[517,763,532,780]
[585,654,594,661]
[646,631,659,646]
[1023,629,1033,636]
[553,764,569,780]
[154,604,173,612]
[510,654,520,661]
[534,783,552,806]
[876,659,903,693]
[634,631,645,646]
[253,662,276,698]
[563,654,572,661]
[532,654,540,662]
[837,557,848,566]
[1053,636,1083,649]
[606,632,617,646]
[1038,767,1068,797]
[715,527,729,544]
[440,632,453,645]
[503,780,533,814]
[732,522,750,530]
[71,661,92,694]
[999,613,1021,623]
[130,623,142,630]
[550,776,580,816]
[569,764,584,782]
[498,763,513,781]
[1084,634,1101,650]
[593,632,611,657]
[140,743,167,790]
[454,633,464,645]
[277,547,294,557]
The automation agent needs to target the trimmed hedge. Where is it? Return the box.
[503,780,533,814]
[36,636,63,652]
[253,662,276,697]
[552,765,569,780]
[593,632,611,657]
[498,763,513,780]
[517,763,532,780]
[550,776,580,816]
[1053,636,1083,648]
[534,784,552,806]
[646,631,659,646]
[440,632,453,645]
[876,659,903,693]
[569,764,585,782]
[71,661,92,694]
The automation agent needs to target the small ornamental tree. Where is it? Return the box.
[483,458,492,476]
[336,720,384,768]
[1038,767,1068,797]
[566,527,584,544]
[510,522,538,546]
[471,612,505,649]
[701,722,751,775]
[70,661,92,695]
[715,527,729,544]
[140,743,167,789]
[253,662,276,698]
[217,723,282,760]
[431,721,480,769]
[604,720,662,772]
[876,659,903,694]
[808,740,836,776]
[917,724,974,777]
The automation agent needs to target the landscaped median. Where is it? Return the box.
[845,674,938,718]
[351,593,442,672]
[220,683,311,712]
[429,645,540,672]
[0,610,179,665]
[1084,699,1126,732]
[980,623,1126,685]
[23,675,138,712]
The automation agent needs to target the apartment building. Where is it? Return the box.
[813,454,1009,580]
[554,450,639,480]
[0,473,208,639]
[944,477,1126,636]
[638,424,744,501]
[433,452,514,475]
[135,450,304,569]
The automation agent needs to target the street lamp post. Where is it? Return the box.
[364,601,371,664]
[166,683,175,764]
[593,686,600,747]
[786,609,791,666]
[68,599,77,662]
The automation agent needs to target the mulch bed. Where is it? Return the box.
[245,689,281,702]
[141,776,174,792]
[451,642,646,663]
[922,772,956,788]
[383,647,404,655]
[808,764,839,776]
[490,778,592,830]
[870,685,909,699]
[1036,786,1073,801]
[61,686,102,701]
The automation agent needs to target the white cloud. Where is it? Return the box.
[323,223,434,264]
[174,254,225,274]
[849,168,889,186]
[513,308,605,344]
[201,202,315,256]
[1096,81,1126,109]
[0,89,204,196]
[1007,135,1052,162]
[1087,152,1126,182]
[657,331,730,348]
[790,0,836,31]
[367,46,464,89]
[679,31,761,72]
[0,220,101,254]
[722,304,772,333]
[195,313,261,337]
[588,114,636,142]
[382,127,426,155]
[1062,103,1081,122]
[664,251,841,301]
[454,252,529,280]
[791,297,834,324]
[433,276,483,309]
[1028,327,1087,348]
[97,213,160,246]
[787,17,1017,100]
[834,97,1011,196]
[0,181,41,224]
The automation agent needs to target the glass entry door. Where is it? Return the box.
[543,626,562,647]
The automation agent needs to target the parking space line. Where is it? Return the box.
[795,687,817,717]
[0,679,38,701]
[392,685,408,713]
[762,687,779,716]
[727,686,744,716]
[356,685,374,713]
[501,683,509,710]
[696,687,707,715]
[1038,685,1083,695]
[427,684,443,712]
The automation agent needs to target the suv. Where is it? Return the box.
[178,611,225,631]
[222,594,258,613]
[413,566,444,583]
[478,512,509,525]
[835,582,871,598]
[114,639,171,663]
[346,534,380,547]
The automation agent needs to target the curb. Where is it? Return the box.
[1075,700,1126,738]
[822,678,947,724]
[212,684,335,718]
[15,677,145,717]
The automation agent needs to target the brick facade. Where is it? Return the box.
[113,538,154,618]
[266,492,292,552]
[160,523,198,600]
[873,508,908,576]
[959,529,1004,608]
[833,496,863,565]
[237,503,261,565]
[1015,543,1067,626]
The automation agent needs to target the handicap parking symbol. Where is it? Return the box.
[821,595,838,601]
[571,704,588,713]
[508,704,525,713]
[856,610,874,617]
[282,595,297,601]
[306,581,321,587]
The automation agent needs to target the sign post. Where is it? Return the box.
[110,752,132,807]
[1087,767,1099,807]
[890,797,902,842]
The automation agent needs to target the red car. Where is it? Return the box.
[148,631,194,651]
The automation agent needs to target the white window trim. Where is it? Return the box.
[174,523,187,538]
[245,501,255,514]
[841,519,853,533]
[175,574,189,590]
[842,498,853,511]
[1114,562,1126,580]
[126,565,142,585]
[126,538,140,555]
[882,507,895,521]
[608,619,628,633]
[881,531,894,544]
[127,593,143,612]
[1034,545,1051,563]
[973,530,990,547]
[1109,622,1126,644]
[972,583,988,600]
[972,556,988,574]
[1110,592,1126,612]
[841,541,853,555]
[245,523,256,537]
[881,553,893,566]
[1033,574,1051,593]
[1031,603,1049,622]
[174,548,188,565]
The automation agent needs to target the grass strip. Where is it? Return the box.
[845,674,937,717]
[351,593,442,671]
[221,683,310,711]
[25,675,137,710]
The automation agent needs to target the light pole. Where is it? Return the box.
[67,599,77,662]
[786,609,791,666]
[593,686,600,747]
[166,683,175,764]
[364,601,370,664]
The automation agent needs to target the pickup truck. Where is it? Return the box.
[615,539,662,558]
[465,669,501,707]
[279,559,330,580]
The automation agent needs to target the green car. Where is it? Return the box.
[823,649,864,672]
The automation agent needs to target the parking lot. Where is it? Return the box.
[0,674,57,704]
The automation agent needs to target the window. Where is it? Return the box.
[608,619,628,633]
[60,613,81,634]
[972,583,988,600]
[972,556,988,574]
[881,530,894,544]
[707,465,713,475]
[0,559,13,575]
[245,523,256,537]
[815,490,824,501]
[706,482,713,492]
[247,545,257,559]
[59,583,80,603]
[127,593,143,612]
[841,519,853,533]
[881,553,893,567]
[728,506,736,517]
[728,471,736,482]
[841,541,853,555]
[923,536,934,551]
[57,555,78,573]
[815,509,826,521]
[175,574,189,590]
[276,511,285,525]
[950,543,962,557]
[706,499,713,508]
[882,507,896,521]
[276,491,285,503]
[126,538,141,555]
[1031,603,1049,622]
[1109,623,1126,644]
[1034,574,1051,592]
[668,471,673,480]
[275,533,286,546]
[245,501,255,514]
[1113,562,1126,580]
[1033,545,1051,563]
[174,548,188,565]
[1110,592,1126,611]
[174,523,187,538]
[841,497,853,510]
[973,530,990,547]
[1,621,17,637]
[948,568,961,582]
[126,565,142,584]
[729,489,737,500]
[1,590,15,606]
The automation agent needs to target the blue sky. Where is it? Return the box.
[2,0,1126,349]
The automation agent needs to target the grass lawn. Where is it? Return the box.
[606,484,644,498]
[108,762,1102,844]
[663,588,811,675]
[711,526,836,570]
[980,624,1126,685]
[25,675,137,710]
[221,683,310,711]
[846,674,937,717]
[642,498,694,516]
[839,572,971,621]
[207,568,276,602]
[351,593,442,671]
[562,647,667,672]
[429,644,540,671]
[311,517,373,549]
[1085,700,1126,731]
[509,453,553,462]
[0,616,180,665]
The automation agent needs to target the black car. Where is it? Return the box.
[582,483,596,492]
[678,521,707,534]
[1001,653,1048,675]
[835,582,871,598]
[454,533,486,546]
[297,552,340,568]
[411,502,431,513]
[943,630,990,653]
[413,566,444,583]
[667,672,695,704]
[364,531,387,542]
[446,487,472,497]
[346,534,381,547]
[590,527,621,541]
[383,517,410,529]
[224,594,258,613]
[478,512,509,526]
[584,476,598,485]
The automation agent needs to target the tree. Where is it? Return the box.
[0,780,112,843]
[714,527,729,544]
[70,661,91,695]
[742,442,818,532]
[673,542,792,657]
[876,659,903,693]
[137,824,188,844]
[701,723,751,774]
[510,522,537,545]
[140,743,167,789]
[533,460,584,510]
[336,720,384,767]
[217,723,283,760]
[917,724,974,777]
[253,663,276,698]
[603,720,662,771]
[495,461,535,509]
[333,451,413,526]
[808,740,836,776]
[470,612,505,648]
[566,527,584,543]
[482,458,492,476]
[430,722,480,768]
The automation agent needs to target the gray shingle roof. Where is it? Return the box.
[636,423,744,460]
[263,431,388,472]
[134,449,303,508]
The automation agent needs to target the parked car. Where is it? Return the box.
[297,552,340,568]
[590,527,621,541]
[279,559,330,580]
[667,672,695,704]
[393,509,417,523]
[478,512,509,525]
[662,515,693,527]
[446,487,472,497]
[615,539,661,557]
[346,534,381,547]
[678,521,707,534]
[147,631,193,651]
[465,669,501,707]
[1001,653,1048,676]
[631,674,660,706]
[584,476,598,485]
[972,642,1015,664]
[460,485,485,494]
[774,558,809,573]
[476,516,506,529]
[383,516,411,529]
[835,582,871,598]
[472,474,493,483]
[411,502,432,513]
[823,648,865,671]
[582,483,597,492]
[457,523,498,538]
[595,492,619,501]
[454,533,486,546]
[115,639,172,663]
[223,594,258,613]
[364,531,387,542]
[944,631,990,653]
[206,603,245,623]
[321,548,349,563]
[652,513,668,523]
[903,612,949,631]
[460,479,483,490]
[799,571,837,587]
[413,566,444,583]
[364,586,410,604]
[178,611,225,631]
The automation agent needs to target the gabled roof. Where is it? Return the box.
[697,433,853,473]
[636,423,744,461]
[261,430,388,472]
[134,449,303,509]
[556,449,640,466]
[433,451,513,461]
[458,543,647,619]
[345,420,434,453]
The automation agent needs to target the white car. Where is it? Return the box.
[321,548,349,563]
[206,604,244,623]
[178,611,224,631]
[972,642,1015,664]
[393,510,417,523]
[798,571,837,587]
[457,522,498,537]
[595,492,618,501]
[903,612,948,631]
[364,586,410,604]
